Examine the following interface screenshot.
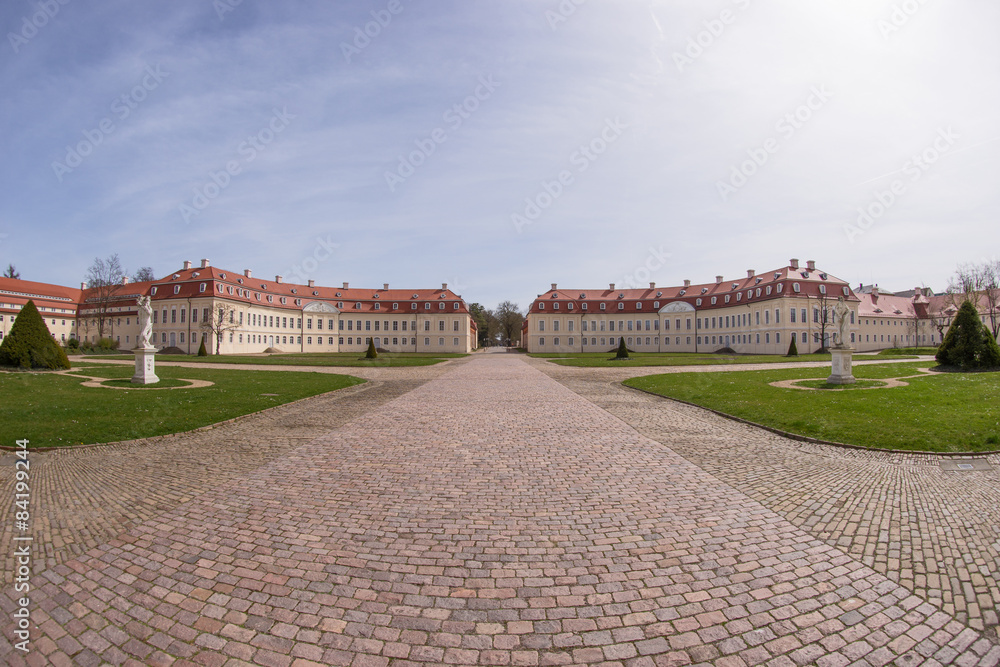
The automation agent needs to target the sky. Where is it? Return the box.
[2,0,998,310]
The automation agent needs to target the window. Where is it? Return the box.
[790,309,796,323]
[554,337,560,346]
[600,303,606,310]
[555,321,561,332]
[171,309,177,324]
[199,283,206,293]
[393,303,398,310]
[539,337,545,346]
[438,321,445,331]
[453,321,459,331]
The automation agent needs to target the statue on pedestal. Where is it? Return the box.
[834,296,850,348]
[137,295,153,348]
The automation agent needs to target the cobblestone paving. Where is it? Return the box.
[3,354,998,666]
[535,359,1000,640]
[0,368,446,577]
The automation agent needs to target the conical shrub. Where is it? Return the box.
[936,300,1000,370]
[0,300,71,369]
[365,339,378,359]
[787,336,798,356]
[615,337,629,360]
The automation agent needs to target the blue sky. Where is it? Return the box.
[2,0,998,309]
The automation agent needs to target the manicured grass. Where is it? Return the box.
[877,347,938,356]
[530,351,836,367]
[81,351,467,367]
[624,362,1000,452]
[100,378,192,389]
[1,365,364,447]
[794,379,888,390]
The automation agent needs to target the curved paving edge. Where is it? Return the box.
[2,354,996,666]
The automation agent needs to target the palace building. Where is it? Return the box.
[523,258,998,355]
[0,259,478,354]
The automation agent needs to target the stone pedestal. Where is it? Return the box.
[131,347,159,385]
[828,347,856,385]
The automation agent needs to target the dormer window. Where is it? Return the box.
[710,297,716,305]
[618,293,624,299]
[392,303,398,310]
[255,293,261,301]
[227,286,233,294]
[553,302,559,310]
[755,288,761,297]
[539,303,545,310]
[374,303,380,310]
[820,273,828,280]
[410,303,416,309]
[636,302,642,310]
[766,286,771,295]
[567,303,574,310]
[355,302,362,309]
[774,272,781,279]
[842,286,850,296]
[280,297,287,304]
[453,302,459,310]
[679,290,686,296]
[336,292,342,297]
[736,292,741,301]
[656,291,662,297]
[424,303,430,309]
[653,301,659,308]
[581,303,587,310]
[337,302,343,308]
[600,303,606,310]
[724,295,730,303]
[151,287,157,295]
[819,284,826,294]
[313,291,319,296]
[267,295,273,303]
[295,299,301,306]
[192,272,199,278]
[617,302,624,310]
[776,284,783,293]
[793,283,801,293]
[747,290,753,299]
[217,284,224,293]
[551,293,558,298]
[755,277,762,284]
[220,273,227,279]
[438,302,445,310]
[174,285,181,295]
[291,288,297,294]
[199,283,206,293]
[696,298,702,306]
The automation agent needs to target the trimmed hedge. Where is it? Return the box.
[0,300,71,370]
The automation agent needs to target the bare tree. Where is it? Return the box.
[201,304,241,354]
[84,254,127,338]
[3,264,19,279]
[816,291,831,351]
[132,266,156,283]
[948,261,1000,338]
[495,301,524,347]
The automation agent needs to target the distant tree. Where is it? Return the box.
[947,261,1000,339]
[3,264,19,279]
[132,266,156,283]
[365,339,378,359]
[469,302,500,346]
[816,292,831,351]
[495,301,524,346]
[84,254,128,338]
[935,300,1000,370]
[200,304,241,354]
[0,300,71,370]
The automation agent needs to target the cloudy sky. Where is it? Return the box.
[2,0,997,309]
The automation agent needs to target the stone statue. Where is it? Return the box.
[834,296,850,348]
[137,295,153,348]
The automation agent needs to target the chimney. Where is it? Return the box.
[806,260,816,271]
[342,282,349,289]
[649,282,655,289]
[244,269,252,278]
[200,259,210,268]
[747,269,755,278]
[383,283,389,290]
[789,258,799,269]
[275,275,283,284]
[683,279,690,288]
[609,283,616,290]
[551,283,557,290]
[441,283,448,290]
[716,275,723,284]
[308,279,315,288]
[81,282,87,290]
[183,260,192,270]
[121,276,129,285]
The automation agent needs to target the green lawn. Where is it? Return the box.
[531,349,922,367]
[81,351,467,367]
[624,362,1000,453]
[1,365,364,447]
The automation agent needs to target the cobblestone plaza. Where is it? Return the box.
[2,353,998,666]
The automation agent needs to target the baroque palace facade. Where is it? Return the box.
[0,259,478,354]
[523,259,989,354]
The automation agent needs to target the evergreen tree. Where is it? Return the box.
[936,300,1000,370]
[615,337,629,360]
[787,336,798,356]
[0,300,71,369]
[197,338,208,356]
[365,339,378,359]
